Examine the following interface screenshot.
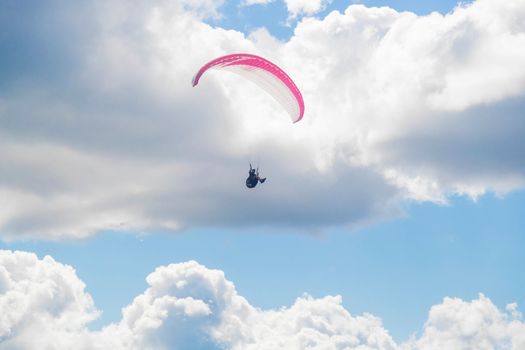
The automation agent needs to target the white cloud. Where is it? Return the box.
[1,250,524,350]
[401,294,525,350]
[0,0,525,239]
[101,259,398,349]
[284,0,332,18]
[0,250,99,349]
[285,1,525,200]
[242,0,274,6]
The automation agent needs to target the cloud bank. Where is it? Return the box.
[1,0,524,239]
[0,250,524,349]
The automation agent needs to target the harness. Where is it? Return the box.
[246,175,258,188]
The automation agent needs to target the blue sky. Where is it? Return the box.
[1,0,525,349]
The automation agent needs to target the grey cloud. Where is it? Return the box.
[377,97,525,183]
[1,0,525,238]
[0,0,401,239]
[0,1,95,89]
[137,161,400,230]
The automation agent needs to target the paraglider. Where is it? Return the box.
[192,53,304,188]
[192,53,304,123]
[246,164,266,189]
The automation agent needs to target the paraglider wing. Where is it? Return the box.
[192,53,304,123]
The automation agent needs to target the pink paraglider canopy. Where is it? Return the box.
[192,53,305,123]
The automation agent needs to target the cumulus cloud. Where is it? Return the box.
[284,1,525,201]
[0,250,99,349]
[98,259,398,349]
[402,295,525,350]
[1,250,524,350]
[1,0,525,239]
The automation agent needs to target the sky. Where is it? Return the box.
[0,0,525,349]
